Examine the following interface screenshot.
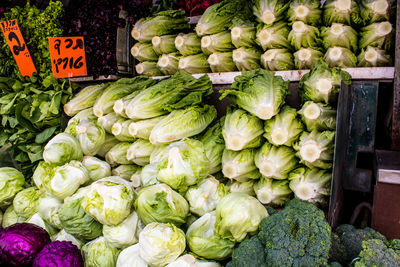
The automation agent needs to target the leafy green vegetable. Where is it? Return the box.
[287,0,322,25]
[223,107,264,151]
[256,22,291,50]
[105,142,131,166]
[294,48,324,70]
[178,54,211,74]
[196,0,250,36]
[13,187,40,219]
[97,113,121,134]
[254,178,292,206]
[288,21,322,50]
[228,180,256,196]
[157,53,180,76]
[255,142,299,179]
[200,118,225,174]
[321,23,358,52]
[42,133,83,165]
[220,69,289,120]
[135,62,162,76]
[127,139,156,166]
[112,164,140,181]
[230,19,257,48]
[103,211,140,249]
[208,52,237,73]
[299,60,352,104]
[0,167,25,208]
[82,156,112,181]
[201,32,234,55]
[222,149,260,182]
[111,119,136,142]
[64,84,107,117]
[264,106,303,147]
[293,130,335,169]
[174,33,202,56]
[252,0,290,25]
[359,21,394,51]
[232,47,262,71]
[152,34,178,55]
[132,10,189,42]
[288,167,331,205]
[128,116,166,140]
[261,49,295,71]
[357,46,392,67]
[323,0,362,26]
[82,236,120,267]
[298,101,337,131]
[130,43,159,62]
[360,0,394,24]
[324,47,358,68]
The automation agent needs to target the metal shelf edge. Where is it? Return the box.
[153,67,395,84]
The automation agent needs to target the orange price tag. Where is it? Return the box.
[48,36,88,78]
[0,20,37,77]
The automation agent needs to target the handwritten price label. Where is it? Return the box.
[49,37,87,78]
[0,20,37,77]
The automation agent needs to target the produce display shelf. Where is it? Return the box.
[153,67,395,84]
[68,75,121,83]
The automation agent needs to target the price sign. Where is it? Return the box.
[0,20,37,77]
[49,37,87,78]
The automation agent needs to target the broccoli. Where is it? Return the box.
[258,198,331,267]
[335,224,387,262]
[353,239,400,267]
[329,233,347,264]
[231,235,266,267]
[225,261,235,267]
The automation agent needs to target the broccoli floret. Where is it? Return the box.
[335,224,387,262]
[225,261,235,267]
[266,205,279,216]
[354,239,400,267]
[258,198,331,267]
[387,239,400,252]
[329,233,347,264]
[231,235,266,267]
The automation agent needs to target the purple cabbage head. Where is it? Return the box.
[0,223,51,266]
[33,241,83,267]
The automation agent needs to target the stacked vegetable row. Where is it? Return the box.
[131,0,395,76]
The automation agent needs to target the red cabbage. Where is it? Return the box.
[0,223,51,267]
[33,241,83,267]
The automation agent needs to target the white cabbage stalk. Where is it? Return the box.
[127,139,156,166]
[294,48,323,70]
[222,108,264,151]
[113,91,142,118]
[130,42,158,62]
[53,229,83,249]
[208,52,237,73]
[38,195,62,229]
[360,0,392,24]
[112,119,136,142]
[254,178,292,206]
[96,134,120,158]
[222,149,260,182]
[186,211,235,261]
[261,49,294,71]
[135,62,162,76]
[157,53,180,75]
[357,46,391,67]
[232,47,261,71]
[321,23,358,52]
[112,165,140,180]
[129,116,166,140]
[150,144,169,164]
[116,244,148,267]
[82,156,112,181]
[178,54,210,74]
[201,32,234,55]
[264,106,303,147]
[231,24,256,48]
[43,133,83,165]
[166,254,220,267]
[255,143,298,180]
[64,84,107,116]
[82,176,135,226]
[324,46,357,68]
[256,22,290,50]
[288,21,321,51]
[105,142,132,166]
[152,35,178,55]
[140,163,160,187]
[97,112,121,134]
[298,101,337,131]
[294,130,335,169]
[228,180,255,196]
[215,193,269,242]
[185,176,229,216]
[175,33,202,56]
[139,222,186,267]
[289,167,331,205]
[103,211,140,248]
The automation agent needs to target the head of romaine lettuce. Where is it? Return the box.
[0,167,25,208]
